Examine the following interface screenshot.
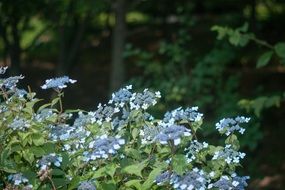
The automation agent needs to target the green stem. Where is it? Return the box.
[250,36,274,49]
[47,175,57,190]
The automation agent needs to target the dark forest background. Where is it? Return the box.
[1,0,285,189]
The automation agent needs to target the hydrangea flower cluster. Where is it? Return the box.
[208,174,250,190]
[8,117,31,131]
[155,168,208,190]
[49,124,76,141]
[163,107,203,125]
[7,173,31,188]
[34,108,56,122]
[185,140,209,163]
[41,76,77,90]
[78,181,96,190]
[156,169,249,190]
[89,104,119,125]
[108,85,161,110]
[83,135,125,161]
[140,125,162,144]
[212,145,246,164]
[215,116,250,136]
[36,153,63,170]
[109,85,133,107]
[0,75,25,90]
[154,124,191,145]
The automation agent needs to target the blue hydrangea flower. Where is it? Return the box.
[90,104,118,125]
[34,108,56,122]
[163,107,203,125]
[83,135,125,161]
[49,124,75,141]
[140,125,162,144]
[109,85,133,107]
[129,89,161,110]
[37,153,62,170]
[185,140,209,163]
[9,117,30,131]
[231,173,250,190]
[172,168,208,190]
[208,174,249,190]
[0,75,24,90]
[155,171,172,186]
[215,116,250,136]
[14,88,28,98]
[78,181,96,190]
[8,173,29,186]
[212,145,246,164]
[41,76,76,90]
[154,124,191,145]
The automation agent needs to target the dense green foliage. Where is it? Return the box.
[1,0,285,189]
[0,69,250,189]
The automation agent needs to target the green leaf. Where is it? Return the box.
[22,150,34,165]
[225,134,240,150]
[67,176,80,190]
[274,42,285,59]
[60,152,70,170]
[125,180,142,190]
[32,133,45,146]
[93,166,106,178]
[52,169,65,176]
[122,161,147,177]
[142,167,163,190]
[172,154,188,175]
[51,97,60,107]
[105,163,118,178]
[256,51,273,68]
[30,147,46,157]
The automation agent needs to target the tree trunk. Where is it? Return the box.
[56,25,68,76]
[10,18,21,75]
[110,0,127,92]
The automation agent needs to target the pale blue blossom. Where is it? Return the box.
[41,76,76,90]
[0,75,24,89]
[9,117,30,131]
[37,153,62,170]
[8,173,29,186]
[163,107,203,125]
[78,181,96,190]
[83,135,125,161]
[216,116,250,136]
[212,145,246,164]
[154,124,191,145]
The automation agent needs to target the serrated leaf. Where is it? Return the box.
[32,133,45,146]
[22,150,34,165]
[122,161,147,177]
[142,167,163,190]
[125,180,142,190]
[256,51,273,68]
[172,154,188,175]
[30,147,46,157]
[105,163,118,178]
[67,176,80,190]
[274,42,285,59]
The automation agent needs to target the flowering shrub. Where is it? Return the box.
[0,67,250,190]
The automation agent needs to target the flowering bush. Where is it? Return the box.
[0,67,250,190]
